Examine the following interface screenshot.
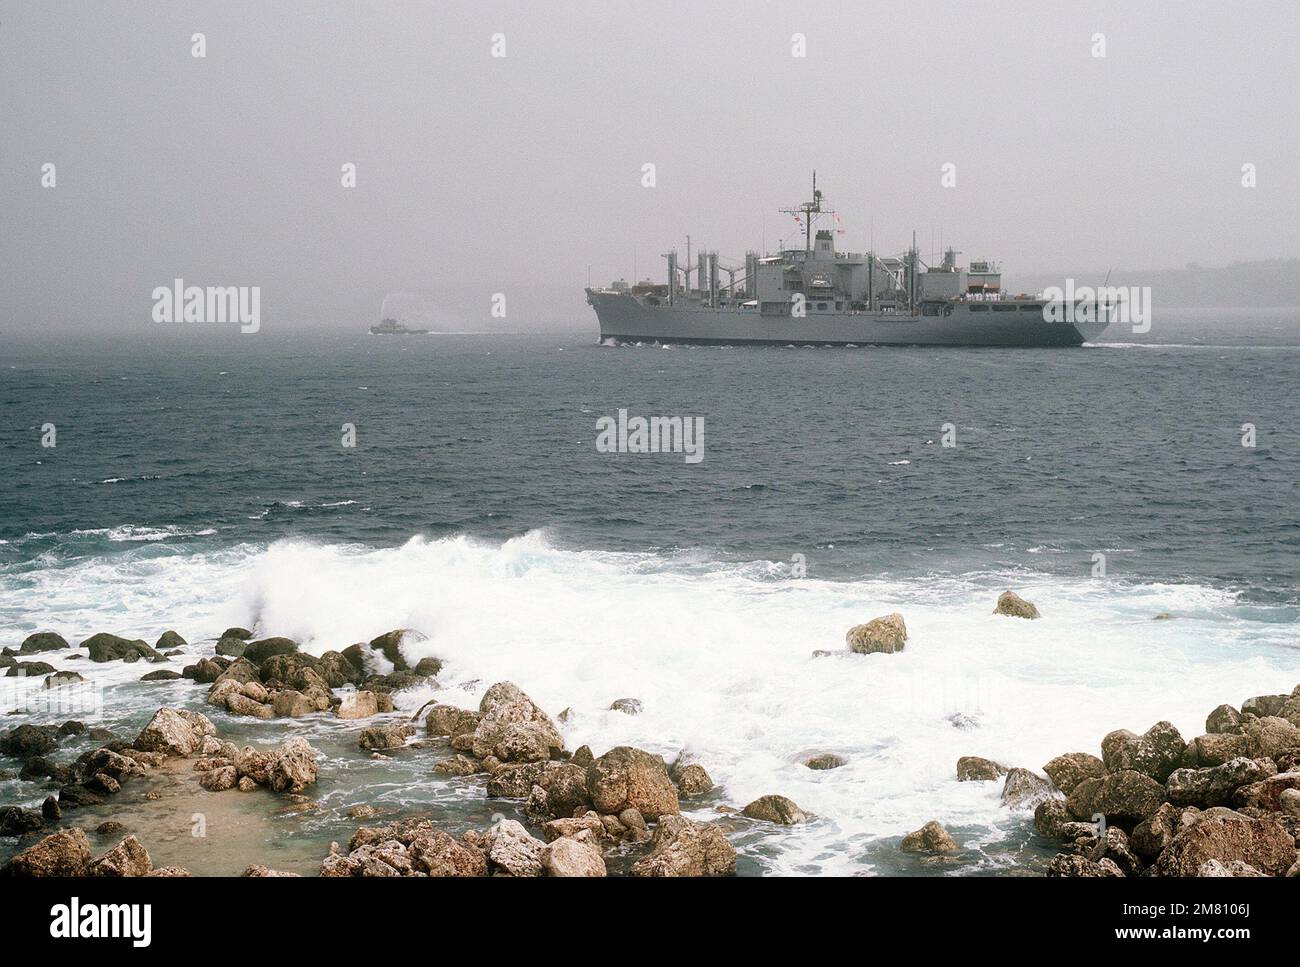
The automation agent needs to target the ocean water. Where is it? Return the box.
[1,308,1297,875]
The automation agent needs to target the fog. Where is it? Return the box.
[1,0,1296,334]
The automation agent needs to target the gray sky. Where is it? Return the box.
[1,0,1296,333]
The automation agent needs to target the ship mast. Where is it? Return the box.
[780,170,828,254]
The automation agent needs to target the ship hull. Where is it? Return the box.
[586,290,1109,347]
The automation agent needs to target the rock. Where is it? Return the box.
[412,657,443,677]
[424,703,480,737]
[241,637,298,665]
[1101,721,1186,782]
[242,865,301,877]
[1206,704,1243,735]
[1279,787,1300,817]
[470,682,564,763]
[266,737,319,793]
[1231,771,1300,811]
[486,819,546,876]
[214,637,247,657]
[86,772,121,794]
[1000,768,1058,810]
[6,660,56,677]
[2,827,92,876]
[85,835,152,876]
[368,629,427,671]
[541,835,606,876]
[542,814,606,843]
[525,762,591,819]
[1199,858,1265,877]
[212,657,258,686]
[0,724,58,758]
[1083,826,1142,876]
[58,720,86,737]
[1046,853,1124,877]
[993,590,1040,619]
[1042,753,1107,794]
[94,821,127,837]
[610,697,643,715]
[741,794,806,825]
[317,651,362,688]
[1150,814,1296,877]
[486,761,546,799]
[185,656,229,683]
[432,754,480,776]
[155,630,186,651]
[139,669,181,682]
[358,723,415,751]
[133,707,217,757]
[586,746,680,820]
[0,806,45,835]
[1067,770,1165,826]
[335,690,380,720]
[957,755,1007,782]
[147,866,191,877]
[221,627,253,640]
[1152,612,1173,620]
[237,776,257,791]
[199,765,238,791]
[1243,716,1300,759]
[631,815,736,877]
[41,796,61,822]
[82,633,162,663]
[1241,694,1288,718]
[845,612,907,654]
[19,632,68,654]
[407,830,488,877]
[225,692,275,720]
[900,820,959,854]
[1166,757,1274,807]
[1182,732,1250,768]
[674,763,714,797]
[270,690,317,718]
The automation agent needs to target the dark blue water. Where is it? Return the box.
[3,310,1297,602]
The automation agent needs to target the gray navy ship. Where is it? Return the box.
[587,175,1111,347]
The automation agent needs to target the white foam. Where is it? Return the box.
[1,530,1294,874]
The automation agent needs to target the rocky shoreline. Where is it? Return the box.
[2,595,1298,877]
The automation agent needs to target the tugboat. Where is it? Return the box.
[368,317,429,335]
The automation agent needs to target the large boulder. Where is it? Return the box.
[407,830,488,877]
[1240,694,1288,718]
[630,815,736,877]
[317,651,362,688]
[1046,853,1124,877]
[1243,717,1300,759]
[133,707,217,757]
[845,612,907,655]
[586,746,679,820]
[266,737,319,793]
[425,704,481,738]
[1206,704,1242,735]
[155,630,186,651]
[1181,732,1250,768]
[358,723,415,751]
[241,637,298,666]
[367,629,426,671]
[1231,771,1300,811]
[0,724,58,758]
[486,820,546,877]
[1000,768,1058,810]
[1149,814,1296,877]
[1100,721,1186,782]
[85,835,152,877]
[335,690,380,720]
[741,794,806,825]
[82,633,162,663]
[469,682,563,763]
[1067,770,1165,826]
[2,827,92,876]
[1043,753,1107,794]
[957,756,1007,782]
[900,820,959,854]
[541,836,606,877]
[1131,802,1194,859]
[19,632,68,654]
[1165,757,1274,807]
[673,763,714,797]
[993,591,1040,619]
[525,762,592,820]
